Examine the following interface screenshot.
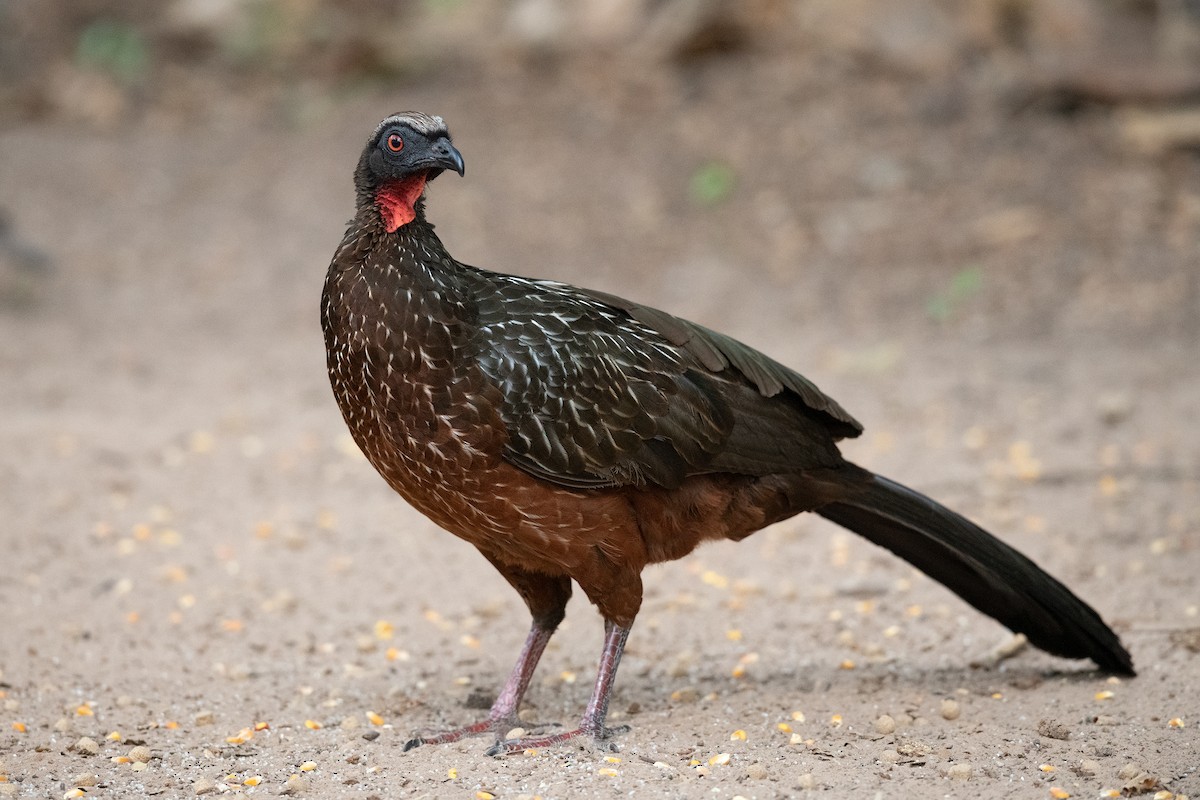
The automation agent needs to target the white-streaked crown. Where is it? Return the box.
[372,112,449,143]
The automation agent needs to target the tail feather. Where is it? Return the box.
[817,470,1134,675]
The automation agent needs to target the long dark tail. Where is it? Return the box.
[816,468,1134,675]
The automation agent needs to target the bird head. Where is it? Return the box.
[354,112,465,233]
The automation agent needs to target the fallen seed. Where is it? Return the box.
[73,737,99,756]
[874,715,896,734]
[940,699,961,721]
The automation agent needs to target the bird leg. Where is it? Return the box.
[486,619,632,756]
[403,621,554,751]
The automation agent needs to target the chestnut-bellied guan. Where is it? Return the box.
[321,112,1134,756]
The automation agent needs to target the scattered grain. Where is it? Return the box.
[73,737,100,756]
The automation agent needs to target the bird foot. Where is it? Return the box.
[403,716,521,751]
[485,723,630,757]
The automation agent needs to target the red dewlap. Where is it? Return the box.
[376,174,428,232]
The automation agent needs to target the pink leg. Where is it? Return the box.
[403,622,554,751]
[486,620,632,756]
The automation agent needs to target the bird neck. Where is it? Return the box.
[374,175,429,232]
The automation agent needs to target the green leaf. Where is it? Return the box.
[76,20,148,86]
[689,162,736,207]
[927,265,984,322]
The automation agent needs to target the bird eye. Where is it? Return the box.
[386,133,404,153]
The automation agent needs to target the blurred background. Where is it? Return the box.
[1,4,1199,796]
[2,0,1199,337]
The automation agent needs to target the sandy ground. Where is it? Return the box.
[1,55,1199,799]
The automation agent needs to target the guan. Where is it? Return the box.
[320,112,1134,756]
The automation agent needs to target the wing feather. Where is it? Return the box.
[470,275,859,489]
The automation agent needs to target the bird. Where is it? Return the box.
[321,111,1134,756]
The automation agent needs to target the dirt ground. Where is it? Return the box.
[2,16,1200,800]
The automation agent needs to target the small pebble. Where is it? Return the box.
[0,785,16,797]
[946,763,973,780]
[746,763,768,780]
[880,749,901,764]
[284,774,308,794]
[128,746,152,763]
[362,730,379,741]
[1118,764,1143,780]
[874,714,896,734]
[73,737,99,756]
[194,711,215,727]
[1037,718,1072,740]
[54,718,72,733]
[940,699,961,721]
[71,773,98,787]
[1076,759,1101,776]
[797,773,816,790]
[193,777,217,796]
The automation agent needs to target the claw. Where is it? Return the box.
[485,724,630,757]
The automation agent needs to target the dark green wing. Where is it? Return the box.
[471,275,861,490]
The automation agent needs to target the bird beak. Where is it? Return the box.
[429,137,465,176]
